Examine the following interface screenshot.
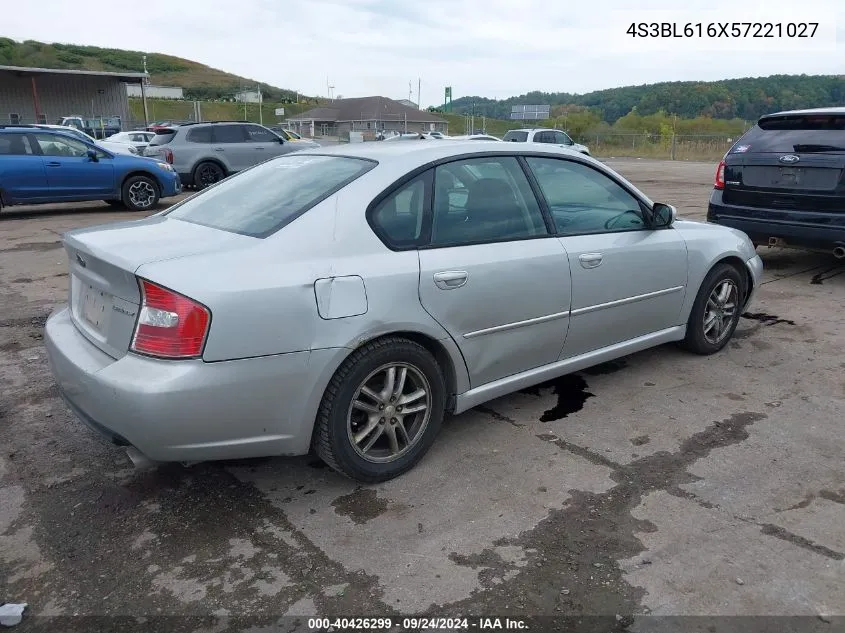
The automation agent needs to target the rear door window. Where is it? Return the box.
[0,134,34,155]
[164,154,376,237]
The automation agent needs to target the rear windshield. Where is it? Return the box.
[734,115,845,153]
[503,131,529,142]
[149,130,177,146]
[164,154,376,237]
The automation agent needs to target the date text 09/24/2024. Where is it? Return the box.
[626,22,819,38]
[307,617,528,630]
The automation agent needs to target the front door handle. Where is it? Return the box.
[433,270,468,289]
[579,253,603,269]
[46,161,61,167]
[213,147,225,152]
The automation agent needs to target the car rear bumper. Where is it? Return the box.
[44,306,346,462]
[708,189,845,252]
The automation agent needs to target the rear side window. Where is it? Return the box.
[734,115,845,154]
[244,125,278,142]
[503,131,528,142]
[186,127,212,143]
[370,174,430,247]
[149,130,177,146]
[164,154,376,237]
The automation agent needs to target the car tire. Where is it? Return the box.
[193,161,225,190]
[121,175,160,212]
[681,263,745,355]
[312,336,446,483]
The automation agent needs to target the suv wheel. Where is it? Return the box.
[122,176,160,211]
[193,162,225,189]
[312,337,446,482]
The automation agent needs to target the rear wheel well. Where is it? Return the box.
[712,255,753,306]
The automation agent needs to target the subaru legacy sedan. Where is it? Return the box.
[45,142,762,482]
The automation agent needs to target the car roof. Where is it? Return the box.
[759,106,845,121]
[295,140,586,166]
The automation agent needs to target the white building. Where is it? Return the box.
[234,90,262,104]
[126,84,184,99]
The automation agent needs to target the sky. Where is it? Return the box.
[3,0,843,106]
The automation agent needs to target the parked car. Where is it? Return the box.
[383,132,429,141]
[106,131,156,153]
[147,120,193,133]
[427,131,450,139]
[0,126,181,212]
[449,134,502,141]
[57,115,122,139]
[267,126,320,148]
[23,124,139,156]
[44,141,761,482]
[143,121,305,189]
[708,107,845,259]
[503,128,591,155]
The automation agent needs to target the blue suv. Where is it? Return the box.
[0,126,181,213]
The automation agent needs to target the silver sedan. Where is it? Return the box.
[44,142,763,482]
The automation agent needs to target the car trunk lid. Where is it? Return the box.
[63,216,256,359]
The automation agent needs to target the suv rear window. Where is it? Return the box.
[164,154,376,237]
[503,131,529,142]
[734,114,845,154]
[149,130,177,146]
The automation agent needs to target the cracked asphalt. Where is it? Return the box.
[1,159,844,631]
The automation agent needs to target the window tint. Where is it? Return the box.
[371,175,428,247]
[244,125,278,142]
[212,125,247,143]
[533,132,553,143]
[33,133,90,157]
[0,134,34,155]
[165,155,375,237]
[526,157,646,235]
[430,156,547,246]
[503,130,528,142]
[731,120,845,154]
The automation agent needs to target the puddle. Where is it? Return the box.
[520,374,595,422]
[741,312,796,327]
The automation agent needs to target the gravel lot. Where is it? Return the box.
[1,158,843,630]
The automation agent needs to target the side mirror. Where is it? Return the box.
[651,202,677,228]
[86,149,98,162]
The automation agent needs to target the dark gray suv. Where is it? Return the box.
[143,121,303,189]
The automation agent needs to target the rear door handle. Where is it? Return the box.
[46,161,61,167]
[579,253,603,269]
[433,270,468,289]
[213,147,224,152]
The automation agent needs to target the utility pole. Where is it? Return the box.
[141,54,149,128]
[470,101,475,135]
[418,78,421,109]
[258,86,263,125]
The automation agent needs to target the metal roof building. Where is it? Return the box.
[0,65,146,129]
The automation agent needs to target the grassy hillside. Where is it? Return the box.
[447,74,845,123]
[0,37,316,103]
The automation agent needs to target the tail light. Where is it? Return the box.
[714,160,726,190]
[163,148,174,164]
[130,279,210,359]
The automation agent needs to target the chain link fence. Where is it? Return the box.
[573,133,739,161]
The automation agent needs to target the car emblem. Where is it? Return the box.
[779,155,800,164]
[75,253,87,267]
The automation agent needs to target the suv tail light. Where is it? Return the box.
[130,279,210,359]
[714,160,726,190]
[163,148,174,164]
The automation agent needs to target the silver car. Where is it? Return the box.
[143,121,302,189]
[44,142,763,482]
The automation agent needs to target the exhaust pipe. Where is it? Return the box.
[126,446,156,470]
[834,246,845,259]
